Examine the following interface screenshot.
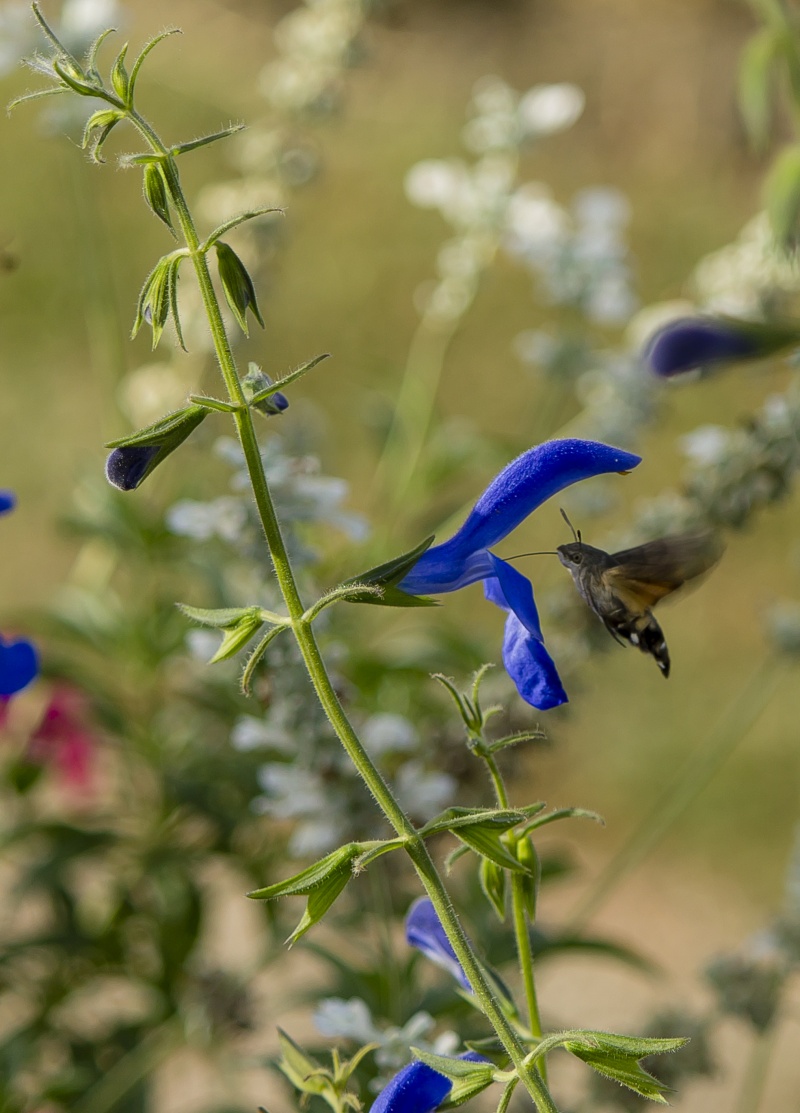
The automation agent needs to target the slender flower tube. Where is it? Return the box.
[398,438,641,708]
[371,1054,486,1113]
[644,316,800,378]
[406,897,470,989]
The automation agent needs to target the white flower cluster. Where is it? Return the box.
[314,996,458,1086]
[404,76,585,326]
[693,212,800,318]
[0,0,121,77]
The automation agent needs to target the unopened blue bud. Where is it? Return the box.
[0,490,16,515]
[645,316,800,378]
[105,445,160,491]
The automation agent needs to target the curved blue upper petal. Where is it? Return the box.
[399,439,640,595]
[405,897,470,989]
[484,557,566,710]
[644,317,761,378]
[371,1054,487,1113]
[0,491,15,516]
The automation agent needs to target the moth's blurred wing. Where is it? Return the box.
[606,531,724,610]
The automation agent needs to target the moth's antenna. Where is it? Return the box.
[560,507,581,543]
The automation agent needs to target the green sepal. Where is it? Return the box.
[342,535,438,608]
[441,1069,498,1108]
[519,806,604,836]
[209,615,265,664]
[81,108,123,162]
[84,27,117,83]
[353,837,409,872]
[411,1049,495,1088]
[201,207,283,251]
[216,241,263,335]
[277,1030,327,1096]
[479,855,507,921]
[7,86,67,111]
[52,57,105,99]
[189,395,240,414]
[105,404,207,450]
[514,834,540,920]
[132,253,187,346]
[242,363,289,416]
[420,806,526,837]
[143,162,174,232]
[454,827,528,873]
[177,604,263,629]
[170,124,245,157]
[248,843,363,945]
[110,43,130,103]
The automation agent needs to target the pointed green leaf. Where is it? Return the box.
[286,868,354,946]
[8,86,68,111]
[171,124,245,157]
[353,838,408,872]
[189,395,240,414]
[343,535,437,607]
[105,404,207,450]
[441,1070,496,1108]
[128,29,181,102]
[420,807,526,837]
[84,27,117,80]
[565,1032,688,1058]
[201,207,284,251]
[247,843,362,901]
[249,353,331,405]
[52,57,105,98]
[277,1030,327,1095]
[567,1048,670,1103]
[520,807,603,836]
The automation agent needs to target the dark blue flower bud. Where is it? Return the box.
[105,445,161,491]
[645,316,800,378]
[0,490,16,516]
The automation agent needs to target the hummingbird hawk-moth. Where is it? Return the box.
[555,511,723,678]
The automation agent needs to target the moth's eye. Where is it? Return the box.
[572,552,582,564]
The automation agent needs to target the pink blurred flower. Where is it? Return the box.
[28,686,96,791]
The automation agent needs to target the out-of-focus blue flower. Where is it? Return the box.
[398,438,641,708]
[0,637,39,697]
[406,897,469,989]
[0,491,15,515]
[371,1053,486,1113]
[644,316,800,378]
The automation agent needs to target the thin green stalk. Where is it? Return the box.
[568,658,787,931]
[124,107,556,1111]
[483,751,545,1064]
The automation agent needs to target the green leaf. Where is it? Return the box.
[177,604,264,629]
[201,207,284,250]
[441,1070,496,1108]
[411,1050,495,1086]
[765,143,800,249]
[479,855,507,921]
[563,1031,688,1104]
[520,806,604,836]
[342,535,438,608]
[128,29,180,102]
[739,27,778,149]
[189,394,240,414]
[84,27,117,81]
[143,162,174,232]
[171,124,245,156]
[249,353,331,405]
[287,868,355,946]
[52,57,105,99]
[110,43,129,102]
[420,807,526,837]
[216,241,263,334]
[132,256,175,345]
[277,1030,327,1095]
[353,838,408,871]
[247,843,361,901]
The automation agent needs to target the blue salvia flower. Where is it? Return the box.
[398,438,641,709]
[644,316,800,378]
[371,1053,486,1113]
[406,897,469,989]
[0,492,39,696]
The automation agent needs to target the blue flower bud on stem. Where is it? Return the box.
[644,316,800,378]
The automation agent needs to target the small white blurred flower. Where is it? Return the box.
[60,0,120,42]
[167,498,248,543]
[256,764,328,817]
[290,817,348,856]
[587,273,637,326]
[185,629,222,662]
[117,362,195,428]
[505,183,568,251]
[513,328,559,367]
[395,762,455,820]
[362,713,417,756]
[470,75,517,117]
[0,3,35,78]
[404,159,467,211]
[231,716,294,753]
[314,997,381,1043]
[518,83,584,137]
[573,186,630,228]
[680,425,732,466]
